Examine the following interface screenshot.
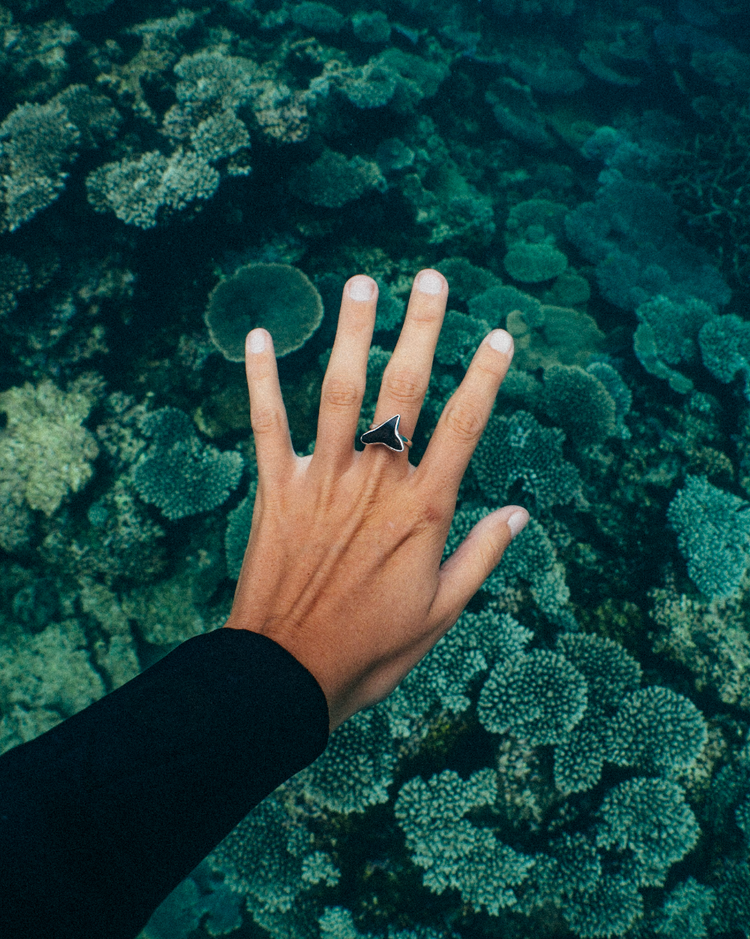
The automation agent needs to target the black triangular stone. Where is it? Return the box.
[361,415,404,451]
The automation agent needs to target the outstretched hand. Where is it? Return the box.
[224,269,528,731]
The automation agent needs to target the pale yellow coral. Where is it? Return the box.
[0,619,106,753]
[0,374,102,550]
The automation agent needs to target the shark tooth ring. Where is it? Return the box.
[360,414,413,452]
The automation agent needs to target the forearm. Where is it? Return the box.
[0,628,329,939]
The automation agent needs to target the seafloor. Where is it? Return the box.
[1,0,750,937]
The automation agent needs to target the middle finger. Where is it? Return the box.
[369,269,448,447]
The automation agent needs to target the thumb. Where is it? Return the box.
[432,506,529,625]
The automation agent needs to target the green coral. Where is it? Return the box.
[609,686,707,776]
[540,364,618,447]
[225,488,257,580]
[384,601,518,740]
[434,309,490,369]
[444,509,573,626]
[634,295,715,394]
[208,790,335,925]
[132,407,243,521]
[505,302,605,371]
[561,873,643,939]
[653,878,715,939]
[86,149,220,229]
[0,98,79,232]
[394,769,534,915]
[291,2,346,33]
[289,149,386,208]
[478,649,588,745]
[504,242,568,284]
[206,263,324,360]
[651,586,750,708]
[699,313,750,399]
[298,705,396,813]
[122,571,206,647]
[595,777,700,887]
[472,410,584,511]
[667,475,750,599]
[352,11,391,43]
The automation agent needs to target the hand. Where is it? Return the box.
[224,269,528,731]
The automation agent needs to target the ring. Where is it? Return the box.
[360,414,413,452]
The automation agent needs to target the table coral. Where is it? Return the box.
[205,262,324,360]
[0,98,79,232]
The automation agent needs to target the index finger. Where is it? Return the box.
[416,329,514,500]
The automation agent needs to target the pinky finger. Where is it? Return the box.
[245,328,295,482]
[431,506,529,627]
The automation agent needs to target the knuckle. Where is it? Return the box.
[418,499,444,528]
[384,368,427,404]
[410,304,443,325]
[251,405,282,436]
[322,376,363,410]
[473,356,505,381]
[443,399,485,442]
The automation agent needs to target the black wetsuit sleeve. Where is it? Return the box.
[0,628,330,939]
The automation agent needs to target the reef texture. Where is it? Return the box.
[1,1,750,939]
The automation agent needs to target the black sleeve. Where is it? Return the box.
[0,627,330,939]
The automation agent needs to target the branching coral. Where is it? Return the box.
[297,706,396,813]
[609,686,707,776]
[565,168,730,311]
[394,769,534,915]
[208,790,338,925]
[667,475,750,599]
[132,407,243,521]
[651,585,750,708]
[699,313,750,400]
[87,149,220,229]
[472,410,584,511]
[122,571,206,647]
[634,294,716,394]
[540,364,618,447]
[478,650,587,745]
[595,777,700,887]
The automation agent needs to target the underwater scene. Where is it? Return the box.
[2,0,750,935]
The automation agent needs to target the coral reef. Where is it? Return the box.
[2,0,750,936]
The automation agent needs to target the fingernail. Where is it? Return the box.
[486,330,513,354]
[248,329,266,353]
[416,270,443,295]
[348,276,375,301]
[507,509,529,539]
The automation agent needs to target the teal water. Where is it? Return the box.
[1,0,750,936]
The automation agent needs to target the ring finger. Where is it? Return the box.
[369,269,448,450]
